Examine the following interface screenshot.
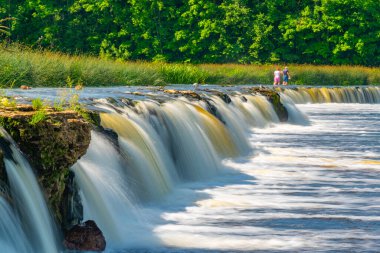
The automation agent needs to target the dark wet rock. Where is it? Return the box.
[96,127,119,148]
[63,220,106,251]
[164,89,202,100]
[0,140,11,184]
[217,93,232,104]
[203,99,226,124]
[0,179,11,203]
[207,90,232,103]
[61,171,83,231]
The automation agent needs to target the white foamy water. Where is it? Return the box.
[117,103,380,253]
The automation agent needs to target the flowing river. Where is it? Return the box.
[0,86,379,253]
[108,103,379,253]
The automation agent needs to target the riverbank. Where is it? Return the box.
[1,45,379,88]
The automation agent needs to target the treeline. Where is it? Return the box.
[1,0,379,65]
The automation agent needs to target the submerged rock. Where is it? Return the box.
[63,220,106,251]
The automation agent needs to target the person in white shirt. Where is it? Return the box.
[273,68,281,85]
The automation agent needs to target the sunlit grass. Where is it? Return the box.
[0,44,378,87]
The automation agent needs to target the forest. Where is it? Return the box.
[1,0,379,66]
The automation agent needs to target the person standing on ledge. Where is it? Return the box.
[282,66,290,85]
[273,67,281,85]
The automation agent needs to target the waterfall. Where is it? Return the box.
[73,88,312,251]
[93,92,304,182]
[136,99,246,158]
[72,131,159,248]
[281,86,380,103]
[203,96,252,155]
[0,197,32,253]
[280,94,310,125]
[230,95,269,128]
[0,129,60,253]
[151,100,222,180]
[1,85,376,252]
[100,111,177,199]
[244,95,280,123]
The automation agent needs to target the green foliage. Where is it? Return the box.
[1,97,17,108]
[2,0,379,66]
[0,44,379,86]
[51,76,83,110]
[53,100,64,111]
[29,111,46,125]
[65,76,74,88]
[159,63,208,84]
[32,97,45,110]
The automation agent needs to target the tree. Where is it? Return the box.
[2,0,378,65]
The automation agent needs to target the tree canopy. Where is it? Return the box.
[1,0,379,65]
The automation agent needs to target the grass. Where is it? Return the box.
[31,97,45,111]
[0,44,379,87]
[29,111,46,125]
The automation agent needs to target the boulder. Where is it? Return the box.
[0,105,91,226]
[63,220,106,251]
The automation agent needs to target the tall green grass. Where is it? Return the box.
[0,44,379,87]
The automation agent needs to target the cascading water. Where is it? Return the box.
[203,95,252,155]
[230,95,269,128]
[0,129,60,253]
[2,85,380,252]
[148,100,222,180]
[281,86,380,103]
[279,93,310,125]
[245,95,280,123]
[0,197,31,253]
[73,94,279,248]
[100,110,177,198]
[72,131,159,248]
[136,99,243,158]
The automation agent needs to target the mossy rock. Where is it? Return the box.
[0,105,91,224]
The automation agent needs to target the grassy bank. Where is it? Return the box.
[0,45,379,87]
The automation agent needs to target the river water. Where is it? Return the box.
[114,103,380,253]
[1,86,380,253]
